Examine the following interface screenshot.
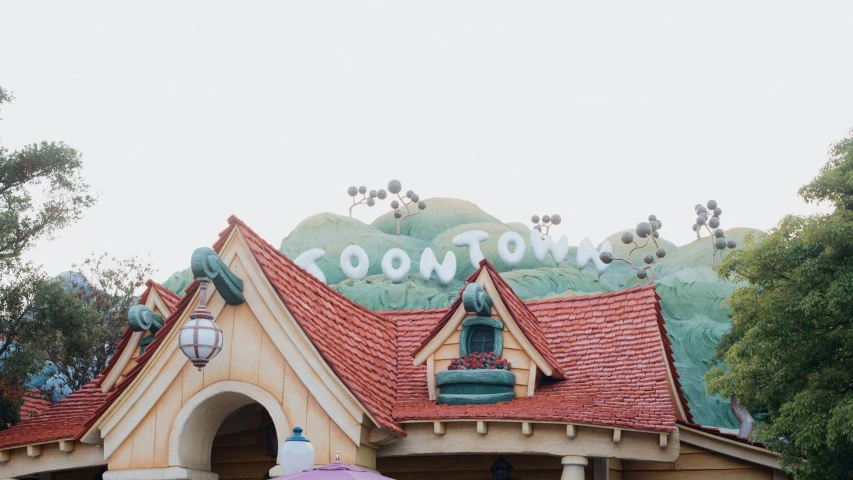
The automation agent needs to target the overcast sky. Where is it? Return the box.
[1,2,851,280]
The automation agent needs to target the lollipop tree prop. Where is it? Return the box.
[347,185,387,217]
[598,215,666,284]
[387,179,427,235]
[531,214,562,239]
[691,199,736,269]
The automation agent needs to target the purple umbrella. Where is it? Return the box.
[273,462,396,480]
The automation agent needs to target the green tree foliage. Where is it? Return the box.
[707,130,853,478]
[0,86,152,430]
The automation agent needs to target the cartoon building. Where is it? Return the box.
[0,217,787,480]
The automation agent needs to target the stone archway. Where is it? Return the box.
[168,380,291,472]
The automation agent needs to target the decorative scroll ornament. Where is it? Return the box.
[191,247,245,305]
[462,283,493,317]
[128,305,163,334]
[179,279,224,370]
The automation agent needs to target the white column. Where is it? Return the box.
[560,456,588,480]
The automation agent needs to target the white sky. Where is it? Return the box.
[1,2,851,279]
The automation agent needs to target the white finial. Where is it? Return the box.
[335,451,340,462]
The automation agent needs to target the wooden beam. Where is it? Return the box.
[522,422,533,436]
[659,433,668,448]
[59,440,75,453]
[612,429,622,444]
[434,422,446,435]
[566,424,577,438]
[427,356,436,401]
[477,421,488,435]
[27,445,42,457]
[527,361,537,396]
[0,450,9,462]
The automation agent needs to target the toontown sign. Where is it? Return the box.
[0,217,788,480]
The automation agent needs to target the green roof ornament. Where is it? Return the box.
[462,283,492,317]
[191,247,245,305]
[128,305,164,334]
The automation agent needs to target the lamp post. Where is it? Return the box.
[278,427,315,475]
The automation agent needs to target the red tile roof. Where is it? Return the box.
[145,279,183,313]
[225,216,403,436]
[18,390,52,420]
[388,285,686,432]
[0,281,191,450]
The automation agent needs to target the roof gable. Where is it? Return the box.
[413,260,564,380]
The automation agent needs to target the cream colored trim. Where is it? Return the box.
[103,467,218,480]
[660,340,688,422]
[168,380,290,471]
[398,418,665,436]
[26,445,41,458]
[612,429,622,443]
[0,451,8,463]
[527,361,537,396]
[659,433,668,448]
[0,443,106,479]
[678,424,781,469]
[561,456,588,466]
[567,425,577,438]
[426,356,436,400]
[522,422,533,436]
[479,273,554,377]
[476,421,488,435]
[58,441,74,453]
[145,290,173,319]
[101,331,145,393]
[377,422,680,462]
[433,422,445,435]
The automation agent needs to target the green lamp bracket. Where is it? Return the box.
[191,247,245,305]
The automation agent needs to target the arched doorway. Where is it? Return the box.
[209,403,278,480]
[168,381,291,476]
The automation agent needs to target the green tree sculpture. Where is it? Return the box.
[691,200,737,269]
[599,215,666,284]
[706,129,853,478]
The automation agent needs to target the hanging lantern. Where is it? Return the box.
[179,278,223,370]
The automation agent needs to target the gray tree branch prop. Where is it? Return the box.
[599,215,666,284]
[691,199,737,270]
[531,214,562,239]
[347,185,387,217]
[387,179,427,235]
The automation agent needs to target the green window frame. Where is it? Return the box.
[459,317,504,356]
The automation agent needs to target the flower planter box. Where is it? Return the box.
[435,369,516,405]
